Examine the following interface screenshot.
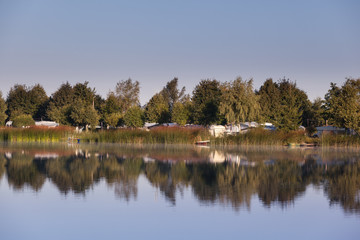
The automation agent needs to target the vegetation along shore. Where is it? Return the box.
[0,76,360,146]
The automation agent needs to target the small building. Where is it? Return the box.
[209,125,226,137]
[315,126,346,137]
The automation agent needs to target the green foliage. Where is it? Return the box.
[220,78,260,124]
[192,79,222,125]
[324,79,360,134]
[0,92,8,125]
[114,78,140,113]
[70,100,99,128]
[145,93,170,123]
[258,78,309,131]
[277,80,303,131]
[171,102,189,126]
[6,84,48,119]
[105,113,123,127]
[123,106,144,128]
[160,77,186,118]
[12,114,35,127]
[258,78,281,124]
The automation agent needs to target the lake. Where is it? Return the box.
[0,143,359,240]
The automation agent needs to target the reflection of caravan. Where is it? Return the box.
[209,150,225,163]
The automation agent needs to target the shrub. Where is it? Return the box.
[12,114,35,128]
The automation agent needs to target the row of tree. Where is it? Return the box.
[0,77,359,131]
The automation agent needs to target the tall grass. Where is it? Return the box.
[0,126,74,142]
[319,134,360,147]
[81,126,210,144]
[211,128,311,146]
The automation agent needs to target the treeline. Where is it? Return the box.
[0,77,359,132]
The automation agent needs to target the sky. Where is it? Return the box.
[0,0,359,105]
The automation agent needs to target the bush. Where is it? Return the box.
[12,114,35,128]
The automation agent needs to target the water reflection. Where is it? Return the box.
[1,144,360,215]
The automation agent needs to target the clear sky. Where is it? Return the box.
[0,0,359,105]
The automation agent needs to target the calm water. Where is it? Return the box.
[0,143,359,240]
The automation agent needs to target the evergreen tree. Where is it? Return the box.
[192,79,222,125]
[258,79,281,124]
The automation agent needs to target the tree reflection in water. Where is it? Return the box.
[1,146,360,215]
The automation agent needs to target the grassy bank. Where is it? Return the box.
[211,128,313,146]
[1,126,360,147]
[0,127,74,142]
[81,126,209,144]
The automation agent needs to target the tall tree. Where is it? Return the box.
[219,77,260,124]
[144,93,169,123]
[47,82,74,125]
[160,78,185,119]
[258,78,281,124]
[114,79,140,113]
[0,92,8,125]
[277,81,303,131]
[325,78,360,134]
[192,79,222,125]
[123,106,144,128]
[7,84,48,120]
[28,84,49,120]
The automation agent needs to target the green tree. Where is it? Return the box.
[7,84,48,120]
[105,113,123,127]
[145,93,169,123]
[325,79,360,134]
[258,78,281,124]
[29,84,49,120]
[47,82,74,125]
[277,80,303,131]
[123,106,144,128]
[114,79,140,113]
[0,92,7,125]
[220,78,260,124]
[192,79,222,125]
[171,102,190,126]
[160,77,185,119]
[70,99,99,129]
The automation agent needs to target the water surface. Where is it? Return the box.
[0,143,359,239]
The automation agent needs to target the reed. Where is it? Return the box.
[211,129,310,146]
[0,126,74,142]
[80,126,210,144]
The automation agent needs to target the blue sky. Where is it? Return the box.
[0,0,359,104]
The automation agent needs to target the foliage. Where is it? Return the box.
[123,106,144,128]
[324,79,360,134]
[192,79,222,125]
[220,78,260,124]
[258,78,281,124]
[7,84,48,119]
[70,100,99,129]
[171,102,189,126]
[0,92,7,125]
[160,77,186,119]
[12,114,35,127]
[105,113,123,127]
[114,78,140,113]
[145,93,169,123]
